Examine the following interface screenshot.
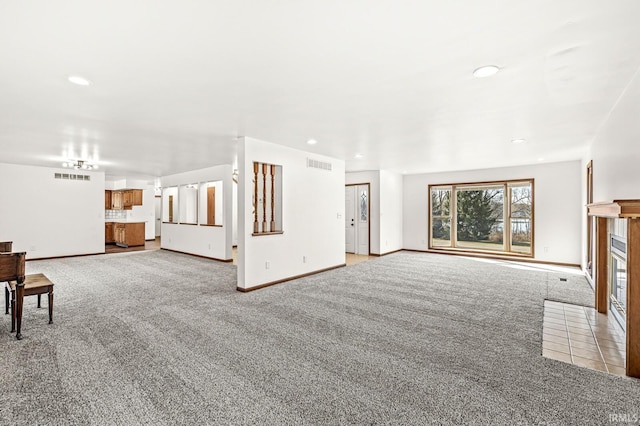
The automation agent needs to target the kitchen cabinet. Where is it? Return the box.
[111,191,123,210]
[114,222,145,247]
[105,190,112,210]
[106,189,143,210]
[132,189,143,206]
[105,222,115,243]
[123,190,133,209]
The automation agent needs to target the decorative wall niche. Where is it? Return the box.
[162,186,179,223]
[199,181,223,226]
[179,184,198,224]
[252,162,282,235]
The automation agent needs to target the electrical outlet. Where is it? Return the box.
[303,256,306,263]
[29,246,36,251]
[265,261,270,269]
[421,239,426,245]
[208,243,211,249]
[544,247,549,253]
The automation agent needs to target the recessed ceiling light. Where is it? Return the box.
[473,65,500,78]
[68,75,91,86]
[354,153,363,159]
[306,139,317,145]
[538,157,545,161]
[511,138,526,144]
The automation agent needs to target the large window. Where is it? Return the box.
[429,179,533,256]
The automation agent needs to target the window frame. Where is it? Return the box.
[428,178,534,257]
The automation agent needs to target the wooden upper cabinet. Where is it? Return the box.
[104,190,112,210]
[111,191,123,210]
[132,189,143,206]
[105,189,143,210]
[123,190,133,209]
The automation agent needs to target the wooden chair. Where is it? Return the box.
[0,252,54,340]
[0,241,12,253]
[1,252,26,339]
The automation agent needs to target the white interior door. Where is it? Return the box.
[346,184,369,255]
[345,185,355,253]
[154,196,162,237]
[356,185,369,255]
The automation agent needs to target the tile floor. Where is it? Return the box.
[346,253,371,266]
[542,300,626,376]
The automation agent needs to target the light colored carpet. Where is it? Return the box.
[0,250,637,425]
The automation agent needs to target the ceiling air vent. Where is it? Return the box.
[307,158,332,171]
[54,173,91,181]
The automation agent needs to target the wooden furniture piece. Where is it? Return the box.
[0,241,12,253]
[1,251,26,339]
[1,252,55,340]
[587,199,640,378]
[114,222,145,247]
[6,274,54,340]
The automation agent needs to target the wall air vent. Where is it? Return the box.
[306,158,332,171]
[54,173,91,181]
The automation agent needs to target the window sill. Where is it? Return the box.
[428,246,533,258]
[252,231,284,237]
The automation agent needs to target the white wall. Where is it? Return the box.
[588,67,640,202]
[379,170,404,255]
[580,67,640,272]
[238,137,345,290]
[232,180,238,246]
[0,163,105,259]
[346,171,380,254]
[403,161,582,265]
[161,165,233,261]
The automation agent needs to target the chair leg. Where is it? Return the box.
[15,283,24,340]
[48,287,53,324]
[10,289,15,333]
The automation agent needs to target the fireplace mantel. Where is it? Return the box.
[585,200,639,378]
[587,199,640,218]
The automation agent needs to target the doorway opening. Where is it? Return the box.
[586,160,594,279]
[345,184,370,262]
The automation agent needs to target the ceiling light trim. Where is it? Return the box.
[473,65,500,78]
[68,75,92,86]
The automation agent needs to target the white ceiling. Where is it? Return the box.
[1,1,639,181]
